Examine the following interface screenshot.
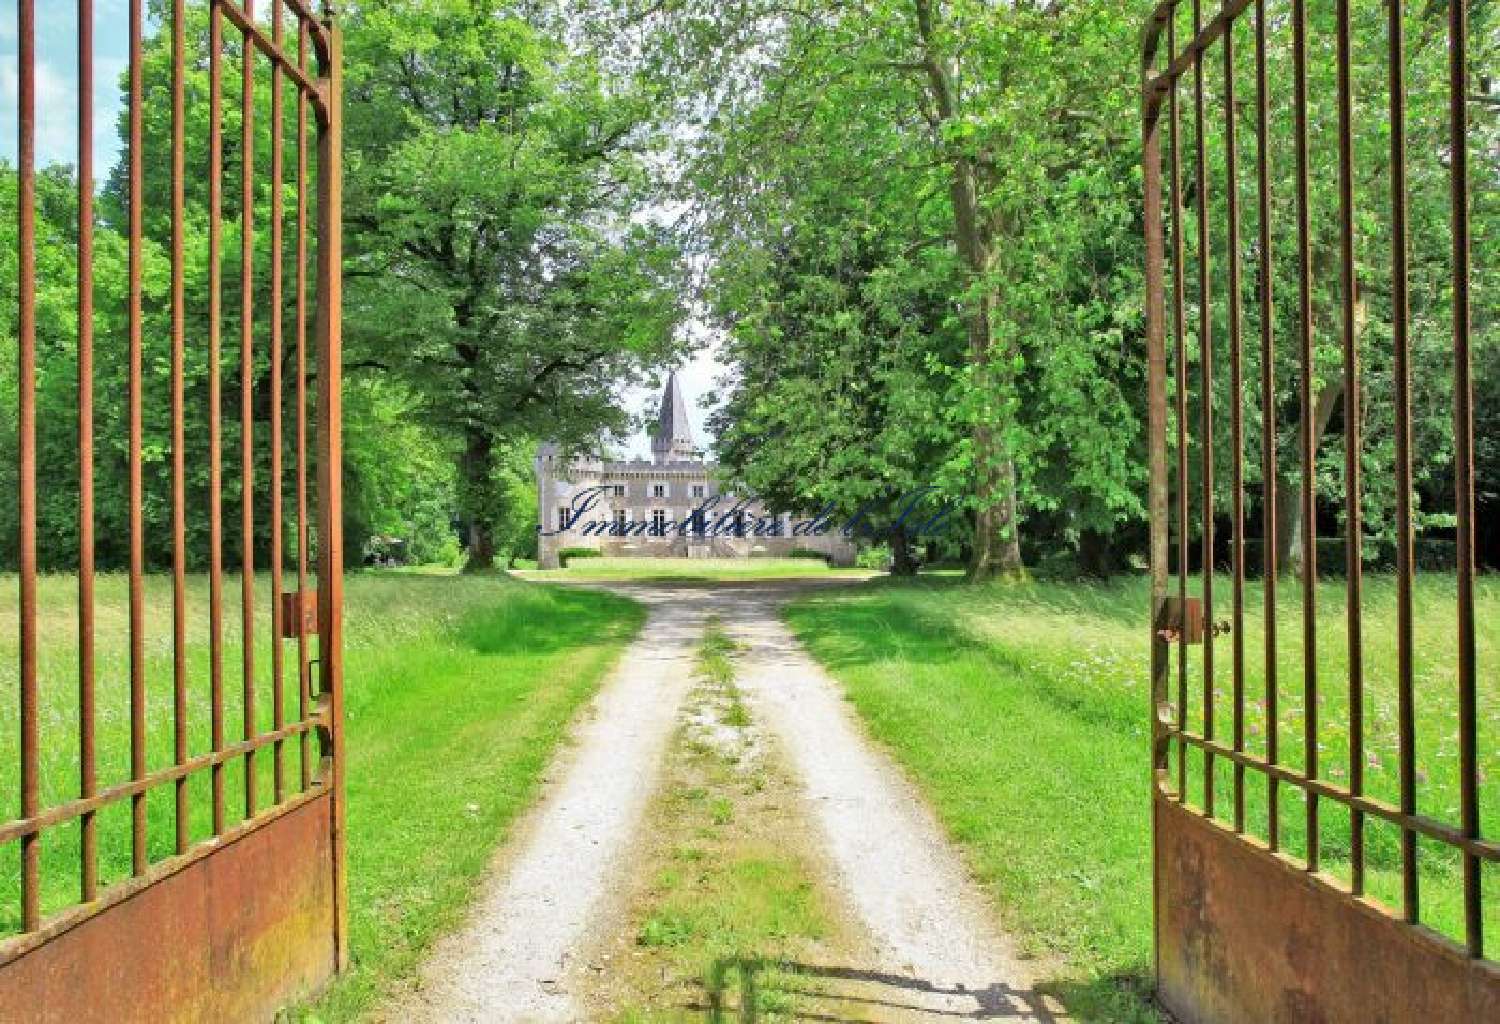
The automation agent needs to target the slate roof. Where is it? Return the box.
[651,371,695,458]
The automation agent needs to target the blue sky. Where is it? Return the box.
[0,0,724,456]
[0,1,132,172]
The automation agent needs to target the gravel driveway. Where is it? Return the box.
[388,579,1062,1022]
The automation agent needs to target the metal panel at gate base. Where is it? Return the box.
[3,0,345,1018]
[1155,797,1500,1022]
[0,794,334,1023]
[1141,0,1494,1019]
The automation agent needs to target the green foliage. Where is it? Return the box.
[587,0,1500,574]
[0,0,693,570]
[593,0,1154,573]
[557,546,602,566]
[342,0,688,567]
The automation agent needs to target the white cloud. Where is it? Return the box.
[0,0,129,174]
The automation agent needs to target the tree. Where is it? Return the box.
[705,170,965,575]
[590,0,1152,577]
[342,0,686,569]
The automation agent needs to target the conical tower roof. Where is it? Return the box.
[651,371,695,462]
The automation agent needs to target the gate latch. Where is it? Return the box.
[280,590,319,639]
[1156,596,1230,645]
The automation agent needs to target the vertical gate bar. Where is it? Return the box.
[1222,2,1247,835]
[172,0,190,856]
[128,0,148,877]
[1448,0,1481,959]
[317,12,349,966]
[1334,0,1364,896]
[1144,23,1170,795]
[1193,0,1215,818]
[271,0,287,806]
[296,17,312,792]
[1168,16,1190,803]
[1142,33,1169,996]
[1388,0,1419,924]
[241,0,259,821]
[1254,0,1279,853]
[17,0,39,934]
[77,0,99,902]
[1291,0,1319,873]
[209,0,227,837]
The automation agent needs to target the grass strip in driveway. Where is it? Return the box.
[592,617,850,1023]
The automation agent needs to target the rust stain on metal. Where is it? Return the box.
[0,796,338,1023]
[1155,797,1500,1024]
[1157,596,1205,646]
[1142,0,1491,1016]
[281,590,320,639]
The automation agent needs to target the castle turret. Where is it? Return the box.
[650,371,695,464]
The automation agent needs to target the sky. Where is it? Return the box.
[619,319,727,459]
[0,0,726,457]
[0,1,131,173]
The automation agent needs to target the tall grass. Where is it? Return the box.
[0,571,644,1020]
[784,572,1498,1022]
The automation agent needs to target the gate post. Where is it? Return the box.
[316,3,349,974]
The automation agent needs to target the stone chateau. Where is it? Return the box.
[535,373,857,569]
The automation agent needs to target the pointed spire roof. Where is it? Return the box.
[651,371,695,462]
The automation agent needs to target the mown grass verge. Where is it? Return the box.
[783,572,1498,1022]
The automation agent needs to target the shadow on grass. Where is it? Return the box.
[691,957,1083,1022]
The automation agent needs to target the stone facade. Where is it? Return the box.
[535,373,857,569]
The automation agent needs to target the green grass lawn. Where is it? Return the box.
[0,570,644,1020]
[516,557,875,583]
[784,572,1500,1022]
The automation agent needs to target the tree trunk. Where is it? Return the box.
[969,423,1025,580]
[461,427,497,572]
[913,0,1025,583]
[1275,376,1345,576]
[891,525,919,576]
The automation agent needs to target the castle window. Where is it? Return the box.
[734,511,746,537]
[652,509,667,536]
[615,509,628,531]
[652,483,667,499]
[558,507,570,532]
[614,485,626,497]
[691,484,705,498]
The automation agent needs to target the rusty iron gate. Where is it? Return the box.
[1141,0,1498,1020]
[2,1,344,1019]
